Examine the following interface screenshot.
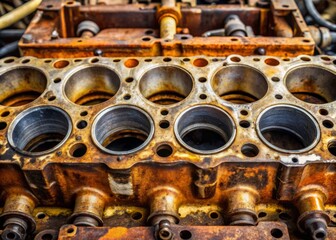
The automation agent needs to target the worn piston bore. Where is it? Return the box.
[64,65,120,106]
[7,106,72,156]
[257,105,320,153]
[174,105,236,154]
[211,65,268,104]
[0,67,47,107]
[285,66,336,104]
[91,105,154,155]
[139,65,193,105]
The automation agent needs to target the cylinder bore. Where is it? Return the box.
[0,67,47,107]
[211,65,268,104]
[64,66,120,106]
[257,105,320,153]
[285,66,336,104]
[8,106,72,156]
[92,106,154,155]
[174,105,236,154]
[139,66,193,105]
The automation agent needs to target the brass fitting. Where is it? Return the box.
[226,186,259,226]
[148,187,181,240]
[296,186,329,240]
[68,188,106,227]
[157,0,182,40]
[0,193,36,240]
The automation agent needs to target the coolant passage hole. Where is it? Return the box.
[139,66,193,105]
[8,106,72,156]
[211,65,268,104]
[175,105,236,154]
[64,66,120,106]
[92,106,154,155]
[0,67,47,106]
[285,66,336,104]
[257,105,320,153]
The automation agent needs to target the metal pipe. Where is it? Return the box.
[0,29,25,39]
[0,41,19,58]
[304,0,336,31]
[0,0,42,30]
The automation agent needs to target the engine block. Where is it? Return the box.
[0,55,335,239]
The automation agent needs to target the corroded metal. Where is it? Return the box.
[19,0,314,57]
[0,55,335,239]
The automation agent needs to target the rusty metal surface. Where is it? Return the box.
[58,222,291,239]
[0,55,335,239]
[18,0,314,57]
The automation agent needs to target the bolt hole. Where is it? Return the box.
[67,228,74,234]
[124,59,139,68]
[44,60,52,63]
[198,77,207,83]
[183,58,190,62]
[241,143,259,157]
[54,78,61,83]
[230,57,241,62]
[300,56,311,62]
[37,212,46,219]
[48,96,56,101]
[1,111,10,117]
[142,37,151,41]
[144,59,152,62]
[209,211,219,219]
[193,58,208,67]
[321,56,331,61]
[180,230,192,240]
[239,120,250,128]
[159,120,170,129]
[265,58,280,66]
[272,77,280,82]
[21,59,30,64]
[80,111,88,117]
[292,157,298,163]
[199,94,207,100]
[258,212,267,218]
[240,110,248,116]
[0,122,7,130]
[253,58,260,62]
[125,77,134,83]
[145,30,154,35]
[76,120,87,129]
[90,58,99,63]
[275,94,283,99]
[161,110,169,116]
[156,144,173,157]
[271,228,283,238]
[113,59,121,62]
[70,143,87,158]
[131,212,143,220]
[4,58,14,64]
[323,120,334,128]
[123,94,131,100]
[53,60,69,69]
[163,57,172,62]
[319,109,329,115]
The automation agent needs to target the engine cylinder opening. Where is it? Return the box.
[257,105,320,153]
[8,106,72,156]
[92,106,154,155]
[0,67,47,107]
[211,65,268,104]
[174,105,236,154]
[64,66,120,106]
[285,66,336,104]
[139,66,193,105]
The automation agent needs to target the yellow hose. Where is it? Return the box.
[0,0,42,30]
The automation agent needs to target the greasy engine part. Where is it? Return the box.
[18,0,315,58]
[0,55,335,240]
